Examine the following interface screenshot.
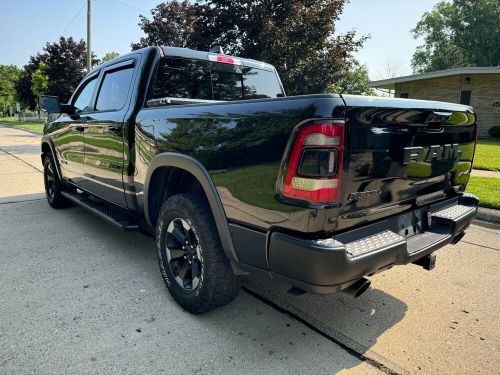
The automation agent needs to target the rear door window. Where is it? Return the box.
[95,66,134,111]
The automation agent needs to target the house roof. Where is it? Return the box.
[368,66,500,89]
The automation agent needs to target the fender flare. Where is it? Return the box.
[144,152,240,266]
[41,136,63,182]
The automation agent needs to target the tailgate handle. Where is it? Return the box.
[425,111,452,132]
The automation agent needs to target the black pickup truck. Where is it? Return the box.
[39,46,478,313]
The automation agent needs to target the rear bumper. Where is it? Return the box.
[268,194,478,294]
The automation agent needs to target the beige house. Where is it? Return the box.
[368,67,500,137]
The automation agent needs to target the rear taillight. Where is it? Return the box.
[280,122,344,204]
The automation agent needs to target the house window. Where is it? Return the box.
[460,90,471,105]
[400,93,409,98]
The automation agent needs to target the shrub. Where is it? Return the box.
[488,126,500,138]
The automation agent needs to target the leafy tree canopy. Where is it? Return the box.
[411,0,500,73]
[31,62,49,99]
[102,52,120,62]
[0,64,21,113]
[16,37,98,109]
[43,37,98,103]
[132,0,368,96]
[15,54,42,110]
[326,65,375,95]
[131,1,198,49]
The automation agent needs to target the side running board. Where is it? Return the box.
[61,190,139,231]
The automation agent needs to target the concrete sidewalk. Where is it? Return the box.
[0,126,44,198]
[471,169,500,178]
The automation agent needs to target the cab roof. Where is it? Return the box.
[93,45,276,73]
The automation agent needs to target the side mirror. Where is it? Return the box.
[39,95,61,113]
[39,95,74,115]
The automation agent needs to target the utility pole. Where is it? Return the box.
[87,0,92,72]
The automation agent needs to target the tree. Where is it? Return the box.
[15,54,43,110]
[411,0,500,73]
[326,65,375,95]
[43,37,98,102]
[0,65,21,114]
[16,37,97,109]
[376,58,406,79]
[102,52,120,62]
[132,1,367,95]
[131,1,198,50]
[31,62,49,99]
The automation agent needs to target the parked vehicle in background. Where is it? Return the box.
[39,46,478,313]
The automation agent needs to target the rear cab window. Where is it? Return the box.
[211,63,283,100]
[152,57,212,100]
[148,56,284,105]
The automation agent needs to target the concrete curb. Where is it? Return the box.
[475,206,500,224]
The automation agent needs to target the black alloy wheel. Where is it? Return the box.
[164,217,203,292]
[44,160,55,200]
[43,154,71,208]
[156,193,240,314]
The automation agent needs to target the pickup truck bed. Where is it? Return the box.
[40,46,478,313]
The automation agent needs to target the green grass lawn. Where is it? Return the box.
[466,176,500,209]
[0,116,45,133]
[473,139,500,171]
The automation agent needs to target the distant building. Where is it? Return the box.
[368,67,500,137]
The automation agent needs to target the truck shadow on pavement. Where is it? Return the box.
[0,200,407,374]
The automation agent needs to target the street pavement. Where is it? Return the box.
[1,126,499,374]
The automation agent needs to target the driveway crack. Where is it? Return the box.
[243,287,407,375]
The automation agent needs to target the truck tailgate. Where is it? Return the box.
[337,95,476,230]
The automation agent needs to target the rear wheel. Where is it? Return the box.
[43,154,71,209]
[156,193,240,314]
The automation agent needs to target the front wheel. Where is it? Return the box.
[43,154,71,209]
[156,193,240,314]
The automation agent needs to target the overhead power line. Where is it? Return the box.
[109,0,149,14]
[60,1,86,36]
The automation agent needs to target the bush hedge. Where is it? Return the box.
[488,126,500,138]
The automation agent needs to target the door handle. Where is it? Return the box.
[74,125,85,132]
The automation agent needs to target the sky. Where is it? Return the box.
[0,0,442,79]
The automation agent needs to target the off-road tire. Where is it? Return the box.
[43,154,72,209]
[156,193,240,314]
